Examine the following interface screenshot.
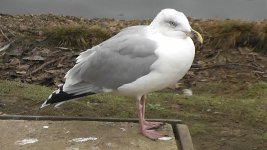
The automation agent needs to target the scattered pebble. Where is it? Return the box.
[183,89,193,97]
[15,138,38,145]
[66,147,79,150]
[43,126,49,129]
[91,146,100,150]
[70,137,97,143]
[106,142,113,147]
[120,128,126,132]
[105,122,116,126]
[158,137,172,141]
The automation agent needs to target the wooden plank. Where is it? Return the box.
[176,124,194,150]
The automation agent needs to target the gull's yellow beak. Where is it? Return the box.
[191,28,203,44]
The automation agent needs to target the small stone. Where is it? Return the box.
[120,128,126,132]
[43,126,49,129]
[158,137,172,141]
[183,89,193,96]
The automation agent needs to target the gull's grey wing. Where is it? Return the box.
[64,26,158,93]
[75,25,148,63]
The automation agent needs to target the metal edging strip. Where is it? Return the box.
[0,115,182,124]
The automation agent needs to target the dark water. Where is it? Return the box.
[0,0,266,20]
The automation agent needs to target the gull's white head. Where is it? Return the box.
[150,8,203,43]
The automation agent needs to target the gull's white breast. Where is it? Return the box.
[118,32,195,99]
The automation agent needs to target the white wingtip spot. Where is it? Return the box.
[55,89,60,94]
[58,84,63,87]
[54,101,65,108]
[47,94,52,100]
[40,100,50,108]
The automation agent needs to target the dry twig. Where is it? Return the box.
[0,43,11,52]
[31,59,57,75]
[0,28,10,41]
[205,49,222,63]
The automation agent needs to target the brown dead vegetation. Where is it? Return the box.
[0,14,266,87]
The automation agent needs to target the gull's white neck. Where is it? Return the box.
[147,25,188,39]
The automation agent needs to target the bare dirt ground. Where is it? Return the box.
[0,14,267,150]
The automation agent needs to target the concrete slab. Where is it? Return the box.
[0,120,178,150]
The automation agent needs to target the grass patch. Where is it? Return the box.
[0,80,52,101]
[262,132,267,140]
[147,103,165,111]
[189,123,207,135]
[1,80,267,148]
[43,24,110,48]
[241,81,267,98]
[0,80,266,124]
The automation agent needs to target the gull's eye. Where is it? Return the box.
[168,21,177,27]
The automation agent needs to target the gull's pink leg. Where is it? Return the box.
[137,96,163,140]
[140,95,163,130]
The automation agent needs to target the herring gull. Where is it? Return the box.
[41,8,203,140]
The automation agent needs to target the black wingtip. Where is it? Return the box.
[40,85,95,108]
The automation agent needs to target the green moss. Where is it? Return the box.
[189,123,207,135]
[262,132,267,140]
